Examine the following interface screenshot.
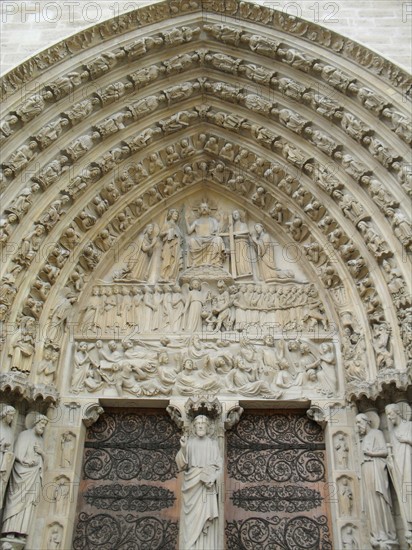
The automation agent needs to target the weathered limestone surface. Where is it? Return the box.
[0,2,410,548]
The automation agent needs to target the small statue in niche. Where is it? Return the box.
[47,523,63,550]
[37,343,59,384]
[341,526,359,550]
[159,208,183,282]
[2,413,48,540]
[334,433,349,469]
[52,476,70,516]
[60,432,76,469]
[338,477,354,516]
[355,413,398,549]
[186,202,225,267]
[176,415,222,550]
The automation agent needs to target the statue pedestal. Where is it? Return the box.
[0,537,26,550]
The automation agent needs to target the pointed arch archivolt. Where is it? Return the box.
[0,0,410,403]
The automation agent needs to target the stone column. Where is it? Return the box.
[27,399,102,550]
[308,400,367,549]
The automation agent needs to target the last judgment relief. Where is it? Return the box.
[70,194,338,400]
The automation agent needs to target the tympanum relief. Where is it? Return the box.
[66,195,338,400]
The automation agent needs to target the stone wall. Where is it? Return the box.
[0,0,411,75]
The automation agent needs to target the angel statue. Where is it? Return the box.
[127,223,159,282]
[183,279,210,333]
[186,201,225,267]
[159,208,183,282]
[252,223,293,281]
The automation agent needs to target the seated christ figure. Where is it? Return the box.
[186,202,225,267]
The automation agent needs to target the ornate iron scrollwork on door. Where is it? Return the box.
[73,409,180,550]
[226,411,332,550]
[226,515,331,550]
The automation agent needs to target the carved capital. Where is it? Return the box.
[307,404,328,428]
[166,404,184,429]
[224,405,243,430]
[82,403,104,427]
[30,383,59,404]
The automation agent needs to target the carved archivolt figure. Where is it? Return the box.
[186,202,225,267]
[159,208,183,282]
[9,316,36,373]
[317,343,337,394]
[0,405,16,506]
[2,413,48,540]
[355,414,397,548]
[176,415,222,550]
[385,403,412,540]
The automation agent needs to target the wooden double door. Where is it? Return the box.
[73,409,332,549]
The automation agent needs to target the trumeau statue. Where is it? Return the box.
[1,413,48,542]
[176,415,222,550]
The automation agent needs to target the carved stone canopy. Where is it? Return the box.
[185,397,222,420]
